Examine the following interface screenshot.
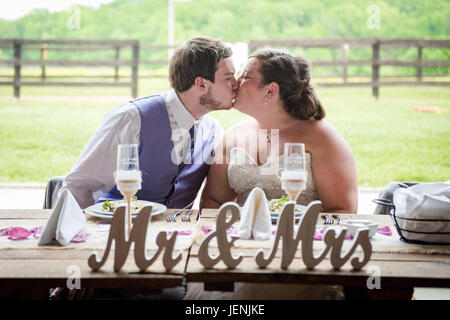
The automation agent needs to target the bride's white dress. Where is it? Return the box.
[227,147,319,207]
[185,147,344,300]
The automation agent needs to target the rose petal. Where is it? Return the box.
[226,226,237,235]
[201,226,213,234]
[314,227,327,241]
[178,230,192,236]
[7,227,32,240]
[313,227,354,241]
[377,226,392,236]
[167,230,192,236]
[71,233,89,243]
[30,226,44,239]
[0,227,12,237]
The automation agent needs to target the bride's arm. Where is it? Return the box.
[311,122,358,213]
[200,139,237,209]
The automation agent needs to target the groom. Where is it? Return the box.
[59,37,237,209]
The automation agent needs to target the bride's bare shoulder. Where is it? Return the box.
[307,119,341,140]
[306,120,352,156]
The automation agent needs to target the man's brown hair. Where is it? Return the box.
[169,37,232,92]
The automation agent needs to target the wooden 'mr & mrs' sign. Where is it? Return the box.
[88,201,372,272]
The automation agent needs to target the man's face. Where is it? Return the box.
[200,58,237,111]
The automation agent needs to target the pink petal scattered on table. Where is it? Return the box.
[0,227,12,237]
[168,230,192,236]
[200,226,238,235]
[30,226,44,239]
[7,227,32,240]
[71,233,90,243]
[314,227,353,241]
[314,227,327,241]
[226,225,237,235]
[200,226,213,234]
[377,226,392,236]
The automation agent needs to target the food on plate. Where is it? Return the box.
[268,196,303,214]
[268,195,289,212]
[101,196,141,213]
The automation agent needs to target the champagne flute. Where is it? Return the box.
[115,144,142,236]
[280,143,307,202]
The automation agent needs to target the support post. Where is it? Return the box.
[41,43,47,82]
[114,46,120,82]
[372,41,380,99]
[131,43,139,98]
[417,46,423,82]
[342,43,349,83]
[13,40,21,99]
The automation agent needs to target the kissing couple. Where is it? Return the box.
[61,36,357,215]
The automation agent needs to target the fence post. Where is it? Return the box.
[417,45,423,82]
[13,40,21,99]
[114,46,120,82]
[371,40,380,99]
[41,43,47,82]
[342,43,349,83]
[131,43,139,98]
[248,41,256,54]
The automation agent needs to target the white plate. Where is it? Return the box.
[270,204,306,216]
[84,200,167,220]
[270,204,306,223]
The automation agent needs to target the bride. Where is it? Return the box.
[202,48,357,212]
[185,48,357,300]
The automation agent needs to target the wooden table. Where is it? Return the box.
[1,208,449,300]
[186,209,450,300]
[0,209,198,299]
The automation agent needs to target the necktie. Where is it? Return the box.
[178,125,195,172]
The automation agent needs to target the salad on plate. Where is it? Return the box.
[268,195,304,215]
[101,196,143,214]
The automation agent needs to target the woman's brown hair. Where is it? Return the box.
[250,48,325,120]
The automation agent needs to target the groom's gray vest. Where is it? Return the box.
[99,94,217,208]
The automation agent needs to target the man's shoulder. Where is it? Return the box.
[130,94,164,106]
[105,101,139,119]
[200,113,222,130]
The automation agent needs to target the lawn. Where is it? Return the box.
[0,79,449,187]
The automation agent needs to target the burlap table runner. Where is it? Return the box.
[0,209,200,251]
[193,217,450,255]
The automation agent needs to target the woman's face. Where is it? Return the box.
[233,58,266,114]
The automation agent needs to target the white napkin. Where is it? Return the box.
[38,189,86,246]
[238,187,272,240]
[393,182,450,219]
[393,181,450,243]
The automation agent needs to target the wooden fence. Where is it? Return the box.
[0,39,140,98]
[0,38,449,99]
[250,38,450,98]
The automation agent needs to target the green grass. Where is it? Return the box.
[0,79,449,187]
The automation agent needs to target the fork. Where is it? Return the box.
[166,209,182,222]
[182,210,193,222]
[332,214,344,225]
[321,214,334,225]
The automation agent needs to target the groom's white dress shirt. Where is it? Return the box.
[60,89,223,209]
